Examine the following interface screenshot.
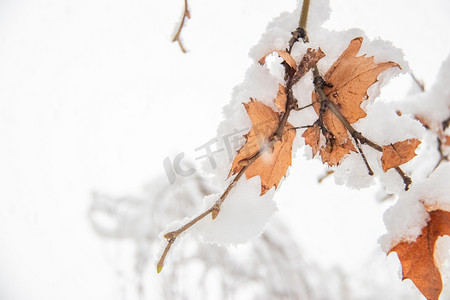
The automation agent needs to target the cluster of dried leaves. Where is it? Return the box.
[389,99,450,300]
[226,37,450,300]
[233,37,420,197]
[164,10,450,298]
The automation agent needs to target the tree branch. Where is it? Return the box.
[299,0,310,29]
[172,0,190,53]
[410,72,425,92]
[157,8,312,271]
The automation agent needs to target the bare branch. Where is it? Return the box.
[410,72,425,92]
[172,0,190,53]
[318,170,334,183]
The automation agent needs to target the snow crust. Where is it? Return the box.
[191,176,277,244]
[400,54,450,124]
[379,55,450,253]
[380,163,450,252]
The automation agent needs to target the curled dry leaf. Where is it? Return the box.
[304,37,400,166]
[390,209,450,300]
[291,48,325,86]
[229,99,295,195]
[381,139,421,171]
[319,140,356,166]
[302,125,321,157]
[275,84,287,112]
[258,50,297,71]
[444,135,450,146]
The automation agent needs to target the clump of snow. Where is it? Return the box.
[190,176,277,244]
[334,149,378,189]
[399,53,450,124]
[416,164,450,212]
[380,163,450,252]
[248,10,298,62]
[233,64,282,108]
[355,101,425,145]
[379,191,429,252]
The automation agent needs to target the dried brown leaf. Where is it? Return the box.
[305,37,400,165]
[381,139,421,171]
[390,210,450,300]
[258,50,297,71]
[444,136,450,147]
[320,139,356,166]
[229,99,295,195]
[314,37,400,125]
[302,124,320,156]
[291,48,326,86]
[275,84,287,112]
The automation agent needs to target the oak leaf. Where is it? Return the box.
[302,125,321,156]
[381,139,421,171]
[229,99,296,195]
[275,84,287,112]
[444,135,450,146]
[276,48,325,113]
[258,50,297,71]
[390,210,450,300]
[292,48,325,86]
[305,37,400,166]
[319,140,356,166]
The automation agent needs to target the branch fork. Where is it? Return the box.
[172,0,190,53]
[312,69,412,190]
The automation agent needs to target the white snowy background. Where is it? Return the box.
[0,0,449,299]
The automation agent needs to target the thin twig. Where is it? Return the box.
[353,138,374,175]
[432,134,449,172]
[287,0,310,52]
[318,170,334,183]
[410,72,425,92]
[299,0,310,29]
[443,117,450,130]
[294,102,315,111]
[291,125,315,130]
[410,75,449,174]
[172,0,190,53]
[157,238,175,273]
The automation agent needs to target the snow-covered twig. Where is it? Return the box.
[157,4,314,273]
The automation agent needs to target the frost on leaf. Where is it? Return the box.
[229,99,295,195]
[258,50,297,71]
[305,37,400,166]
[381,139,421,171]
[390,210,450,300]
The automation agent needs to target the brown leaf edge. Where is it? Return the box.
[390,210,450,300]
[258,50,297,71]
